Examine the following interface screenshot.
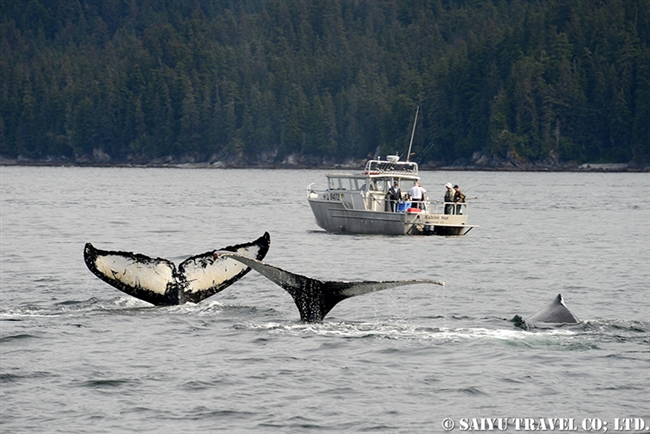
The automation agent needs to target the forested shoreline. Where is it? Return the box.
[1,0,649,168]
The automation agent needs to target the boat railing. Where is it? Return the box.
[385,199,468,215]
[307,182,327,195]
[308,182,468,216]
[429,200,468,215]
[385,198,429,213]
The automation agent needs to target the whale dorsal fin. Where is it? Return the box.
[527,293,579,324]
[511,293,580,328]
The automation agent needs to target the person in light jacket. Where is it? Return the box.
[444,183,455,214]
[409,182,427,210]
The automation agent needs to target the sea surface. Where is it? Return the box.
[1,166,649,433]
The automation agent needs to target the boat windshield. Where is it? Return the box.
[328,175,419,193]
[328,177,365,191]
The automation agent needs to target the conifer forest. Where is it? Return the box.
[1,0,648,167]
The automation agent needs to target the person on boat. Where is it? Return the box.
[387,182,401,212]
[444,183,455,214]
[409,182,427,210]
[453,185,466,215]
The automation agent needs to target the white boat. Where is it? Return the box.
[307,155,478,236]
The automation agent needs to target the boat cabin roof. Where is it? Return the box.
[325,156,420,191]
[363,156,418,175]
[326,156,419,181]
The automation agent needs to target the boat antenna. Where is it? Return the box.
[414,142,435,162]
[406,106,419,162]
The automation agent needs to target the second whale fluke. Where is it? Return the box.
[221,254,444,322]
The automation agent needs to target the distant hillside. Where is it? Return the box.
[1,0,648,167]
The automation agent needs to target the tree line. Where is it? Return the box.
[1,0,648,166]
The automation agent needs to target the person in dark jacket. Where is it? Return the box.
[453,185,466,215]
[387,182,401,212]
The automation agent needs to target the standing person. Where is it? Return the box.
[453,185,466,215]
[408,182,421,209]
[409,182,427,210]
[418,183,427,210]
[387,181,401,212]
[444,183,455,214]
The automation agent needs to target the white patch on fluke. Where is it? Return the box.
[95,254,172,295]
[184,244,262,294]
[184,257,248,294]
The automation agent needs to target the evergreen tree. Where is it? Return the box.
[0,0,647,165]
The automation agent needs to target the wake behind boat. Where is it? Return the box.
[307,155,478,236]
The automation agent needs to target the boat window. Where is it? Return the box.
[328,177,352,190]
[330,177,376,191]
[370,179,386,192]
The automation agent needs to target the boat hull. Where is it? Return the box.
[308,199,473,236]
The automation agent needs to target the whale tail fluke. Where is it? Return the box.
[222,254,444,322]
[84,232,270,305]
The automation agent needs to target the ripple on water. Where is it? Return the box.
[1,168,648,433]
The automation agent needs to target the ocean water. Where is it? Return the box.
[1,166,649,433]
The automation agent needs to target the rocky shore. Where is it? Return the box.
[1,152,647,172]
